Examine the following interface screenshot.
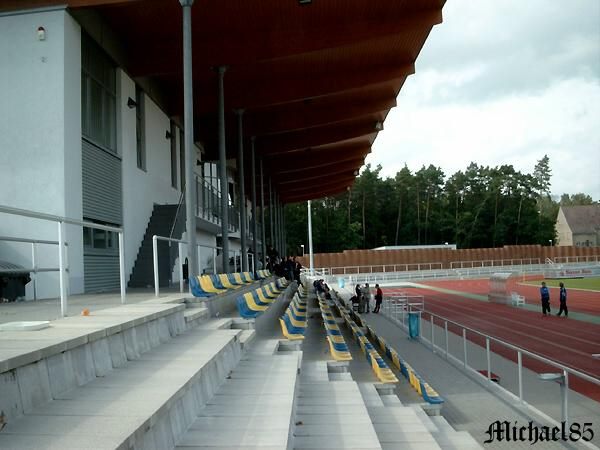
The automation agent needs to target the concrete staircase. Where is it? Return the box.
[0,300,246,449]
[176,339,301,449]
[289,361,481,450]
[129,204,185,288]
[363,388,482,450]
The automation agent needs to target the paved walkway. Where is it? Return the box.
[0,288,179,324]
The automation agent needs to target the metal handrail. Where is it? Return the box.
[0,235,70,301]
[421,307,599,384]
[0,204,125,316]
[168,189,185,241]
[152,235,238,297]
[380,299,600,427]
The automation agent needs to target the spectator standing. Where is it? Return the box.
[373,284,383,313]
[556,282,568,317]
[362,283,371,313]
[540,281,551,316]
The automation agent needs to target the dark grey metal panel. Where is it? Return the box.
[82,139,122,225]
[83,254,120,293]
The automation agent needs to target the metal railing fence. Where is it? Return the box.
[0,236,69,301]
[380,299,600,428]
[0,204,125,317]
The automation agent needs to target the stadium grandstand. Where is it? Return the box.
[1,1,599,449]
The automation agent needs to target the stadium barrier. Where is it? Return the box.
[380,303,600,428]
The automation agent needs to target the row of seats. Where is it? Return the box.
[337,304,398,384]
[318,293,352,361]
[279,289,308,340]
[190,270,272,297]
[236,278,289,319]
[365,324,444,405]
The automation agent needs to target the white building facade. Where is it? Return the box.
[0,7,256,300]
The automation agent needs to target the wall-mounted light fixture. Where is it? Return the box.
[37,26,46,41]
[375,121,383,131]
[165,130,173,140]
[298,0,312,4]
[127,97,137,109]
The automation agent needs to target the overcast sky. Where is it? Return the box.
[369,0,600,200]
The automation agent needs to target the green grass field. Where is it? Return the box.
[522,277,600,291]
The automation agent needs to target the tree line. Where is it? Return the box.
[281,156,597,254]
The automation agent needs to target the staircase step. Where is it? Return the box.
[239,330,256,349]
[358,383,385,407]
[380,394,403,406]
[0,327,242,450]
[176,348,299,449]
[198,318,233,329]
[409,404,439,433]
[328,372,353,381]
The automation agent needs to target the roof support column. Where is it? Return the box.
[282,207,286,257]
[273,192,279,255]
[308,200,314,274]
[280,201,285,257]
[250,137,258,274]
[236,110,247,271]
[269,178,274,251]
[260,157,267,268]
[180,0,197,282]
[217,66,229,272]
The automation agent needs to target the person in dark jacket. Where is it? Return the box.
[540,281,551,315]
[373,284,383,313]
[556,282,568,317]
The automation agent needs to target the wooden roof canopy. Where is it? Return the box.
[5,0,444,203]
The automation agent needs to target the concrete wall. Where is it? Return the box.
[0,8,82,299]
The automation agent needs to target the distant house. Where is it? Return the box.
[556,205,600,247]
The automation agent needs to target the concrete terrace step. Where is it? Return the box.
[198,317,234,330]
[380,394,403,406]
[432,431,482,450]
[0,327,243,450]
[294,378,381,450]
[358,383,385,407]
[300,360,329,381]
[176,350,299,449]
[183,306,210,329]
[239,329,256,349]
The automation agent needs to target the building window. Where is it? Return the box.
[83,223,118,251]
[81,33,116,153]
[135,85,146,170]
[170,121,178,189]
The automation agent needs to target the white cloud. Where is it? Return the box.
[369,0,600,200]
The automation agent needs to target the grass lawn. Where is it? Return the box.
[522,277,600,292]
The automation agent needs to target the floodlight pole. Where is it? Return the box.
[180,0,197,283]
[308,200,314,275]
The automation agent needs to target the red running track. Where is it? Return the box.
[384,283,600,402]
[406,277,600,316]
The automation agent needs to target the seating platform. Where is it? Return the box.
[0,300,243,449]
[280,291,308,340]
[0,280,484,450]
[237,278,290,319]
[317,294,352,361]
[176,342,301,450]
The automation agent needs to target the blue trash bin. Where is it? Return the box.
[408,312,420,339]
